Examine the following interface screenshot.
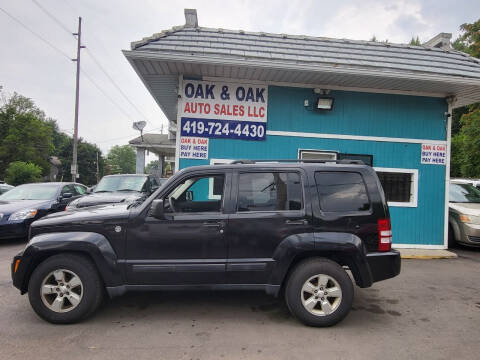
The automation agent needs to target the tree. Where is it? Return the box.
[452,19,480,58]
[145,160,160,174]
[106,145,136,174]
[370,35,377,42]
[451,18,480,178]
[6,161,42,186]
[0,94,53,179]
[409,36,421,45]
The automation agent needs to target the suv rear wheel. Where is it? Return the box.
[285,258,353,327]
[28,254,103,324]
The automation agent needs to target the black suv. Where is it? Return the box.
[11,161,400,326]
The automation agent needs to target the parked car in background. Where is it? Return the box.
[449,181,480,247]
[66,174,161,210]
[0,182,87,240]
[451,178,480,190]
[0,183,14,194]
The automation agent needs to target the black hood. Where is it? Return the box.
[32,203,131,230]
[70,191,145,208]
[0,199,54,216]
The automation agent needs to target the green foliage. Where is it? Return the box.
[409,36,421,46]
[0,92,105,185]
[145,160,160,174]
[450,19,480,178]
[452,19,480,58]
[455,109,480,177]
[0,93,53,178]
[6,161,42,186]
[106,145,136,174]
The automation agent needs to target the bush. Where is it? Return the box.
[6,161,42,186]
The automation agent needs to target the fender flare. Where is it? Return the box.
[16,232,123,293]
[269,232,373,288]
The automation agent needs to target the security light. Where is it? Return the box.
[316,96,334,111]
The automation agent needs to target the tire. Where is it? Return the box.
[285,258,353,327]
[28,254,103,324]
[448,225,456,248]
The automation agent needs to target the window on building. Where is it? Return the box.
[237,172,303,212]
[315,171,370,212]
[374,168,418,207]
[337,153,373,166]
[299,150,337,161]
[376,172,412,203]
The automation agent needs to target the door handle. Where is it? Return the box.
[285,219,308,225]
[203,221,223,228]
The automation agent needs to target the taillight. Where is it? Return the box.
[378,218,392,252]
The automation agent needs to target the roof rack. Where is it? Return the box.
[228,159,365,165]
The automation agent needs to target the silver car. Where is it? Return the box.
[449,181,480,247]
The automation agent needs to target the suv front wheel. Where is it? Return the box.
[28,254,103,324]
[285,258,353,327]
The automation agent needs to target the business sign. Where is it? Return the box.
[179,136,209,160]
[421,144,446,165]
[180,80,268,141]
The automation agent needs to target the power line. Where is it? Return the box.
[3,4,160,153]
[31,0,73,36]
[0,6,71,60]
[30,0,159,129]
[85,48,156,126]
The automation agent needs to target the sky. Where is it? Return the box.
[0,0,479,163]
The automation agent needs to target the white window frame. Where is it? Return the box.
[298,149,338,161]
[374,167,418,208]
[209,158,233,199]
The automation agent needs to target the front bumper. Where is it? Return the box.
[366,250,401,283]
[459,222,480,246]
[0,222,29,240]
[11,251,30,293]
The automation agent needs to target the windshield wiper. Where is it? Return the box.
[93,190,112,193]
[117,189,138,192]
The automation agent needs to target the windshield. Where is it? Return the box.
[0,184,58,200]
[449,183,480,203]
[94,176,147,193]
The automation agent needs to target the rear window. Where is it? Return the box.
[237,172,303,212]
[315,172,370,212]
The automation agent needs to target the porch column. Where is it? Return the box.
[135,147,146,174]
[158,154,165,177]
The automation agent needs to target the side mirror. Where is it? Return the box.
[62,192,73,199]
[150,199,165,219]
[186,190,194,201]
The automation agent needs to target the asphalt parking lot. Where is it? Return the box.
[0,239,479,360]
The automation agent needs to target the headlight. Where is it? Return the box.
[459,214,480,224]
[9,209,38,221]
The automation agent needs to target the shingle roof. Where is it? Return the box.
[131,26,480,80]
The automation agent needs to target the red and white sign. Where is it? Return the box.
[179,137,209,160]
[421,144,446,165]
[180,80,268,123]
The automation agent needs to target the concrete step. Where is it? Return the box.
[395,248,457,259]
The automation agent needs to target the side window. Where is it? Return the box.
[237,172,303,212]
[315,172,370,212]
[74,185,86,195]
[61,185,75,195]
[164,174,225,213]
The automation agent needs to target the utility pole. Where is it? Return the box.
[96,151,99,183]
[71,17,85,181]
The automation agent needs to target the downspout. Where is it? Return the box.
[174,74,183,173]
[444,96,456,248]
